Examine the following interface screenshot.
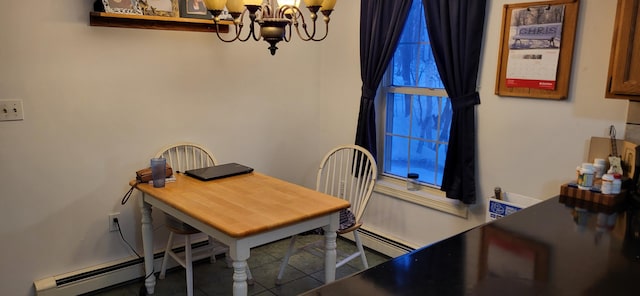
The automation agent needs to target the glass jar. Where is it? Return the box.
[407,173,420,191]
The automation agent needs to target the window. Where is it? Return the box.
[380,0,451,189]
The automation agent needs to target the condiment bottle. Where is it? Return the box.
[577,163,595,190]
[612,174,622,194]
[601,173,614,194]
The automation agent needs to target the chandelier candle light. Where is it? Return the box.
[203,0,337,55]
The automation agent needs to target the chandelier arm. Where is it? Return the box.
[250,20,262,41]
[247,6,263,42]
[283,23,292,42]
[214,22,242,43]
[295,10,318,41]
[278,5,298,43]
[263,3,273,18]
[311,20,329,41]
[238,20,260,42]
[223,8,258,42]
[292,20,316,41]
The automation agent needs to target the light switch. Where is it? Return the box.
[0,100,24,121]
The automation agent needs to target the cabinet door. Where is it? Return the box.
[608,0,640,96]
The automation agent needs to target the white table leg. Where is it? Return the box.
[324,213,339,283]
[140,194,156,294]
[229,243,250,296]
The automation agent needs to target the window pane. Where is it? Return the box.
[399,0,425,44]
[436,143,448,186]
[384,135,409,177]
[386,93,411,136]
[409,139,437,185]
[391,44,419,87]
[411,95,440,140]
[439,98,452,142]
[418,45,444,89]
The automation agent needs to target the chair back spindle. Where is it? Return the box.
[316,145,377,222]
[156,143,218,173]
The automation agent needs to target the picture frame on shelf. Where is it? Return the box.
[179,0,212,19]
[141,0,179,17]
[178,0,233,20]
[101,0,143,15]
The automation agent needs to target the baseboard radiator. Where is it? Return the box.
[33,241,214,296]
[342,228,415,258]
[34,230,413,295]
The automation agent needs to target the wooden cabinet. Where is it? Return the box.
[89,12,230,33]
[606,0,640,99]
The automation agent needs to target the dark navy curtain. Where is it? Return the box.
[422,0,487,204]
[355,0,412,159]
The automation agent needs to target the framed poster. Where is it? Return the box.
[504,4,565,90]
[495,0,580,100]
[101,0,142,14]
[141,0,179,17]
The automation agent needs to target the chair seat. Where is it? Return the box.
[339,209,356,231]
[337,222,362,235]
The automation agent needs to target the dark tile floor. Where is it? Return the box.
[88,235,390,296]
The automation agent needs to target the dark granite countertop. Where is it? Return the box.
[302,196,640,296]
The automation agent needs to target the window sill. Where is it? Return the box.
[373,177,468,218]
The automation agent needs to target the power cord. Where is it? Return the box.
[114,218,141,258]
[113,218,155,282]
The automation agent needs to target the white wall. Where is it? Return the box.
[0,1,628,295]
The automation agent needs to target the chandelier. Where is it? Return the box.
[203,0,337,55]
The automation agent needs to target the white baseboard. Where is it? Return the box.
[341,228,415,258]
[34,240,221,296]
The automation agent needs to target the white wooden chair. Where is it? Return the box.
[155,142,252,296]
[275,145,377,285]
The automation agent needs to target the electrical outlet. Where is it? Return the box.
[108,213,120,232]
[0,100,24,121]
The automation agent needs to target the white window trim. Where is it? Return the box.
[386,86,448,97]
[373,175,468,218]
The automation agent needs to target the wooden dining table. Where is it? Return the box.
[131,172,350,296]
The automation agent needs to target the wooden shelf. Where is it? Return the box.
[89,12,230,33]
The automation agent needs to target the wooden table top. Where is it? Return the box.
[132,172,350,238]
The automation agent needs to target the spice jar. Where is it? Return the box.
[577,163,595,190]
[407,173,420,191]
[601,173,614,194]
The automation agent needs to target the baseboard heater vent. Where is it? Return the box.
[34,241,211,296]
[343,228,415,258]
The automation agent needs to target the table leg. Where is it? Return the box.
[324,213,339,283]
[140,194,156,294]
[229,244,250,296]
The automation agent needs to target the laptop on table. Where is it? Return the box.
[184,163,254,181]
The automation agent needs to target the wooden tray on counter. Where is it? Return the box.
[559,183,627,213]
